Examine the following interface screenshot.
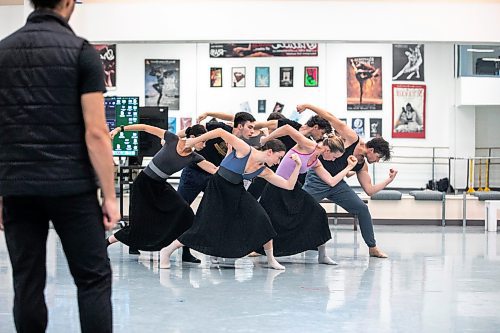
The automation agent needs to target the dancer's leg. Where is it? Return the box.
[159,240,184,269]
[317,243,337,265]
[263,240,285,270]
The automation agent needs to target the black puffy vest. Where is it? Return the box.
[0,10,97,196]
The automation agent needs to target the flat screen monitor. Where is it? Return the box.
[104,96,116,130]
[113,96,139,156]
[138,106,168,158]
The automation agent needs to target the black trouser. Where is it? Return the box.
[3,192,112,333]
[177,165,212,204]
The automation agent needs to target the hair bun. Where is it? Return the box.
[185,126,192,136]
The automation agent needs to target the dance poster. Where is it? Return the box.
[180,117,192,130]
[392,44,424,81]
[92,44,116,90]
[352,118,365,137]
[273,102,284,113]
[392,84,426,138]
[209,43,318,58]
[145,59,180,109]
[304,66,319,87]
[232,67,246,87]
[168,117,177,133]
[258,100,266,113]
[369,118,383,138]
[280,67,294,87]
[210,67,222,87]
[255,67,270,87]
[346,57,382,111]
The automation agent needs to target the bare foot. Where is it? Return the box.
[159,248,171,269]
[369,247,388,258]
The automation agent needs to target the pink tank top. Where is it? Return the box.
[275,146,318,180]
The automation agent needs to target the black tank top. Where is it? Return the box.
[320,136,364,176]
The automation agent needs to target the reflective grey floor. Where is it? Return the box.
[1,225,500,333]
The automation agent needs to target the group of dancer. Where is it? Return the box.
[107,104,397,270]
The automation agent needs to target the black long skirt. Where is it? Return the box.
[114,171,194,251]
[179,173,277,258]
[257,182,331,257]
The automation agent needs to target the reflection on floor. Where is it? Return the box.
[1,225,500,333]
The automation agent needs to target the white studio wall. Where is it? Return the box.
[0,5,23,39]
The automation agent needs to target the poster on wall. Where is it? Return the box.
[273,102,284,113]
[304,66,319,87]
[280,67,294,87]
[369,118,383,138]
[240,101,251,113]
[92,44,116,90]
[392,44,424,81]
[258,100,266,113]
[168,117,177,133]
[339,118,347,125]
[145,59,180,109]
[180,117,192,130]
[209,43,318,58]
[210,67,222,87]
[346,57,382,110]
[232,67,246,87]
[352,118,365,137]
[392,84,426,138]
[255,67,270,87]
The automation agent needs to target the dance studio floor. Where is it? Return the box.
[1,225,500,333]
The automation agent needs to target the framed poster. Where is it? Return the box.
[347,57,382,110]
[392,44,424,81]
[168,117,177,133]
[304,66,319,87]
[258,100,266,113]
[392,84,426,138]
[180,117,192,130]
[210,67,222,87]
[273,102,284,113]
[280,67,294,87]
[92,44,116,90]
[209,43,318,58]
[145,59,180,109]
[369,118,383,138]
[232,67,246,87]
[255,67,270,87]
[352,118,365,137]
[339,118,348,124]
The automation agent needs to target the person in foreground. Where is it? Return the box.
[0,0,120,331]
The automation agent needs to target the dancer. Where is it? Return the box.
[159,128,302,270]
[297,104,396,258]
[258,125,357,264]
[177,112,257,205]
[107,124,218,263]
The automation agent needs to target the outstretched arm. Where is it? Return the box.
[185,128,251,157]
[357,164,398,196]
[254,119,278,131]
[197,111,234,123]
[313,156,357,187]
[260,124,315,151]
[196,160,219,175]
[296,104,358,145]
[110,124,165,140]
[258,154,302,190]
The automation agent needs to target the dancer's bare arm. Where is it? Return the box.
[196,160,219,174]
[110,124,165,140]
[357,163,398,196]
[185,128,251,157]
[254,120,278,131]
[197,111,234,123]
[258,154,301,190]
[313,156,357,187]
[260,124,315,151]
[296,104,358,146]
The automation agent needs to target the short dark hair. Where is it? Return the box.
[233,112,256,128]
[267,112,286,121]
[30,0,61,9]
[366,137,391,161]
[185,124,207,137]
[306,115,332,134]
[260,139,286,153]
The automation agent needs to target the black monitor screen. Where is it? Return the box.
[138,106,169,157]
[104,96,116,130]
